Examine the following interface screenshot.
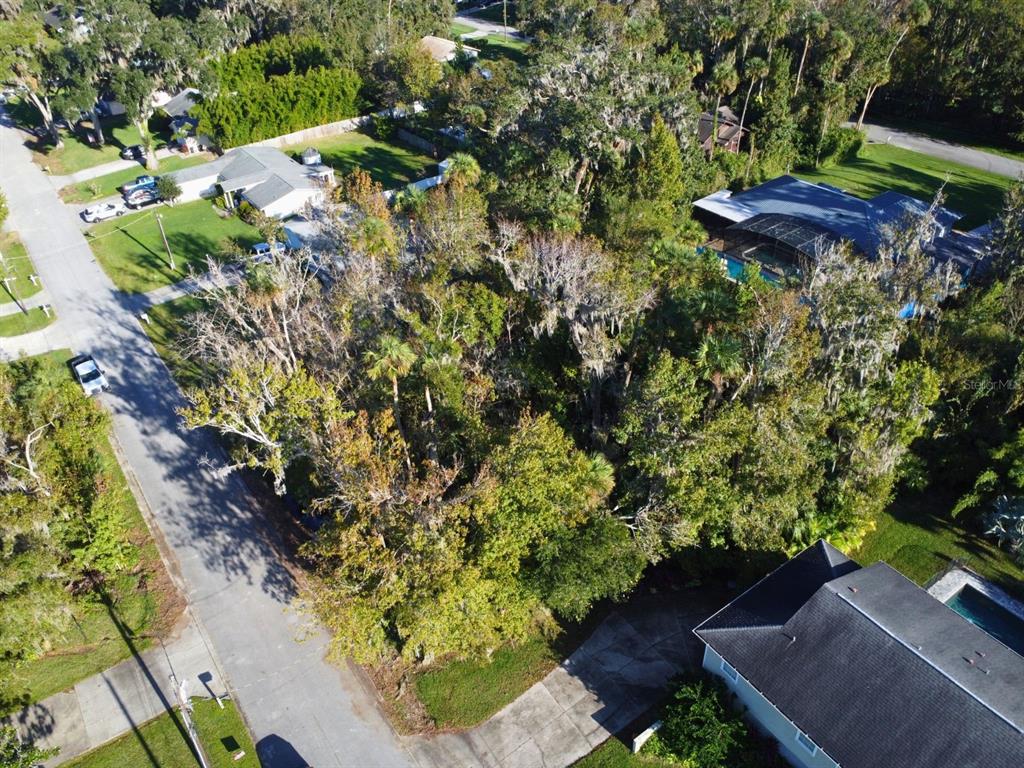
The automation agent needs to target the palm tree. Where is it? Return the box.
[365,334,417,462]
[443,152,482,186]
[738,56,768,137]
[794,9,829,97]
[709,53,740,156]
[697,333,745,404]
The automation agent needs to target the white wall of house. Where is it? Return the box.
[701,645,840,768]
[174,174,219,203]
[252,188,325,220]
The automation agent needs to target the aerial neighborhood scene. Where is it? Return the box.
[1,0,1024,767]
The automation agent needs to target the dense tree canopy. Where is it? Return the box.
[0,359,139,707]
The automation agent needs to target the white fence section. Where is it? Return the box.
[241,104,425,151]
[632,720,663,753]
[383,157,451,201]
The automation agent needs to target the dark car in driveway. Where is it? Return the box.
[125,188,161,209]
[120,144,145,161]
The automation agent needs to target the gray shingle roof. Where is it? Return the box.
[696,175,967,257]
[169,147,326,210]
[162,88,200,117]
[695,543,1024,768]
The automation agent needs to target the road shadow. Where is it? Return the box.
[77,286,300,605]
[256,734,310,768]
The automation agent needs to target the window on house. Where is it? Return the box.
[720,660,739,682]
[795,730,818,756]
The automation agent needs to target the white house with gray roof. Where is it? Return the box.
[695,540,1024,768]
[169,146,335,219]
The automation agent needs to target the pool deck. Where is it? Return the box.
[927,566,1024,620]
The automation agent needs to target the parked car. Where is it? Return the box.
[249,242,285,264]
[125,188,161,209]
[69,354,109,396]
[121,175,157,195]
[81,200,127,223]
[120,144,145,161]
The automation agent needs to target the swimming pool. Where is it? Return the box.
[718,253,782,285]
[946,585,1024,657]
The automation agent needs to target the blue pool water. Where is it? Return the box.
[719,253,782,285]
[946,585,1024,657]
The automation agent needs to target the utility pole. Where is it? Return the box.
[156,213,175,271]
[0,250,27,316]
[171,673,211,768]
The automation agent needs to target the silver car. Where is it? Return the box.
[82,200,127,223]
[69,354,110,396]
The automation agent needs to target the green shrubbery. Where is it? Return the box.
[811,127,865,168]
[644,679,787,768]
[194,35,365,147]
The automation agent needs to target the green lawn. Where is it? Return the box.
[283,131,436,189]
[65,698,259,768]
[475,34,530,65]
[87,199,260,294]
[5,97,170,177]
[854,491,1024,598]
[2,351,179,711]
[450,21,475,37]
[0,305,54,337]
[870,115,1024,163]
[415,635,561,729]
[466,3,518,25]
[573,738,674,768]
[143,295,210,390]
[0,232,42,306]
[60,154,214,204]
[795,143,1012,230]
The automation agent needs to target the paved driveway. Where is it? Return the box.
[0,110,411,768]
[405,590,722,768]
[856,122,1024,179]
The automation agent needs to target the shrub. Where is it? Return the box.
[194,37,365,147]
[984,495,1024,563]
[813,127,865,168]
[643,678,789,768]
[372,113,397,141]
[647,679,747,768]
[156,176,182,205]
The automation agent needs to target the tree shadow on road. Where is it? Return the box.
[92,290,301,606]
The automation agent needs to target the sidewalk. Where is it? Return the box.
[404,589,721,768]
[0,290,51,317]
[2,616,225,766]
[49,147,177,188]
[131,265,243,312]
[0,316,66,361]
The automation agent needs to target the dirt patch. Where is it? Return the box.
[366,656,436,735]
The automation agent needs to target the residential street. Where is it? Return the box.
[0,111,412,767]
[454,8,521,36]
[856,122,1024,178]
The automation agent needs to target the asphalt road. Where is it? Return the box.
[0,111,411,768]
[856,122,1024,179]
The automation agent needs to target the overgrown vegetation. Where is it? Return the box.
[0,352,179,714]
[642,679,786,768]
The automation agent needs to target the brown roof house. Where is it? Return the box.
[698,106,746,154]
